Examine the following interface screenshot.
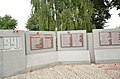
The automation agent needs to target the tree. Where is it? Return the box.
[27,0,95,32]
[0,15,17,29]
[91,0,120,29]
[91,0,111,29]
[116,26,120,28]
[111,0,120,10]
[111,0,120,16]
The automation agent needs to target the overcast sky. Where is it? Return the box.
[105,8,120,29]
[0,0,120,30]
[0,0,31,30]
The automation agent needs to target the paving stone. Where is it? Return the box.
[5,64,120,79]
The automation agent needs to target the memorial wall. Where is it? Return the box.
[30,34,53,50]
[26,31,58,68]
[99,31,120,46]
[0,30,26,77]
[26,31,56,54]
[93,29,120,63]
[93,29,120,49]
[57,30,90,63]
[1,29,120,77]
[0,36,21,50]
[60,33,83,48]
[57,30,87,51]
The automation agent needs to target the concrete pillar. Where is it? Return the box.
[87,33,95,63]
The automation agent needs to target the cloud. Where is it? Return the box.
[0,0,31,30]
[105,8,120,29]
[0,0,120,30]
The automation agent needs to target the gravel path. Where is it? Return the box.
[5,64,120,79]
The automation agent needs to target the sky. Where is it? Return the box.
[0,0,120,30]
[0,0,31,30]
[104,8,120,29]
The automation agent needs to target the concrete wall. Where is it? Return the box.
[93,29,120,63]
[94,49,120,63]
[0,30,26,77]
[25,31,58,69]
[0,50,3,79]
[26,30,90,69]
[25,31,56,54]
[57,30,87,51]
[1,29,120,78]
[87,33,95,63]
[58,50,90,64]
[27,52,58,69]
[57,30,90,64]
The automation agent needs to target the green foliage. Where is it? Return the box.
[116,26,120,28]
[111,0,120,16]
[27,0,95,32]
[0,15,17,29]
[91,0,111,29]
[91,0,120,29]
[111,0,120,10]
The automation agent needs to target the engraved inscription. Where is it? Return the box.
[0,36,21,50]
[111,32,120,45]
[30,34,53,50]
[61,33,83,48]
[99,31,120,46]
[99,32,111,46]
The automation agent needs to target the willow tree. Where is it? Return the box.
[27,0,95,32]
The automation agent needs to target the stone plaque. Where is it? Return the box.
[99,32,111,46]
[60,34,71,48]
[30,34,43,50]
[43,34,53,49]
[61,33,83,48]
[4,37,11,49]
[10,37,20,50]
[99,31,120,46]
[1,36,21,50]
[111,32,120,45]
[30,34,53,50]
[72,33,83,47]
